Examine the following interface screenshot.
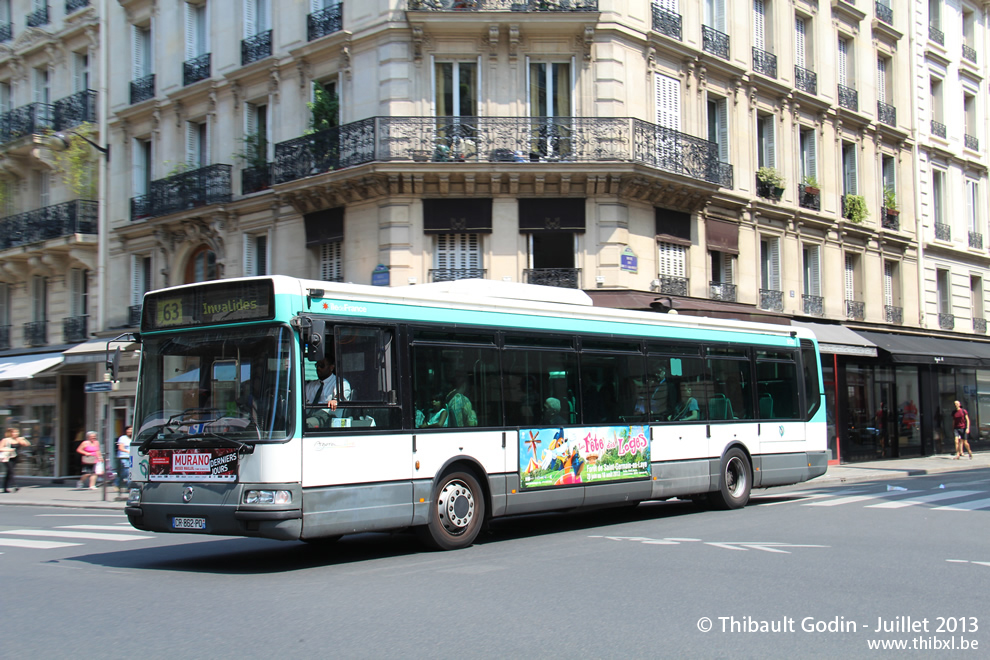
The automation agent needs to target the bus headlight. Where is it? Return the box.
[243,490,292,505]
[127,487,142,505]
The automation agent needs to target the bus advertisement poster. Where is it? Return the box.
[520,426,650,489]
[148,447,239,482]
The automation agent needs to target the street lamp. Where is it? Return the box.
[48,130,110,159]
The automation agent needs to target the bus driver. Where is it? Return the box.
[305,352,352,427]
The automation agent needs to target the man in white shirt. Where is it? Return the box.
[305,354,352,427]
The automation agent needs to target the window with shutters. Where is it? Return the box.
[185,1,208,59]
[654,73,680,132]
[186,121,208,168]
[967,179,980,233]
[435,234,482,280]
[36,171,50,208]
[244,233,270,277]
[964,92,977,144]
[933,169,946,227]
[132,24,152,79]
[32,276,47,323]
[937,268,950,315]
[971,276,984,320]
[877,55,890,103]
[884,260,898,308]
[800,128,817,182]
[244,0,270,38]
[844,253,858,302]
[0,1,10,26]
[34,67,49,105]
[753,0,771,52]
[756,113,775,168]
[704,0,725,32]
[881,155,895,198]
[133,138,152,196]
[760,237,780,291]
[930,78,943,124]
[837,37,852,87]
[842,141,857,195]
[244,102,269,166]
[794,15,812,69]
[69,269,88,319]
[803,245,821,297]
[706,96,729,163]
[73,52,89,93]
[710,251,734,284]
[658,241,686,278]
[320,242,343,282]
[131,254,152,307]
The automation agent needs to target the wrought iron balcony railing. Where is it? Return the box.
[242,30,272,66]
[717,162,734,189]
[881,209,899,231]
[846,299,865,321]
[408,0,597,10]
[0,200,98,251]
[27,4,49,27]
[0,102,53,143]
[760,289,783,312]
[877,101,896,126]
[752,47,777,79]
[875,2,892,25]
[272,116,728,188]
[938,312,955,330]
[524,268,580,288]
[885,305,903,324]
[931,120,947,138]
[658,275,688,296]
[308,3,343,41]
[963,44,977,63]
[969,231,983,250]
[130,164,232,221]
[53,89,97,131]
[929,25,944,46]
[934,222,951,242]
[130,74,155,105]
[838,84,858,111]
[129,305,143,328]
[710,281,736,302]
[0,23,11,43]
[24,321,47,347]
[66,0,89,13]
[651,3,681,40]
[974,317,987,334]
[802,294,824,317]
[794,65,817,95]
[183,53,211,86]
[429,268,487,282]
[965,134,979,151]
[702,25,730,60]
[242,163,272,195]
[63,316,88,343]
[799,183,820,211]
[0,325,8,350]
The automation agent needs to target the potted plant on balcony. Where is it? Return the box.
[883,185,899,216]
[757,166,786,200]
[843,194,869,224]
[802,174,820,196]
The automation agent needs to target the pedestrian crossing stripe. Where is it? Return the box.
[933,497,990,511]
[866,491,982,508]
[805,492,919,507]
[0,529,152,541]
[0,538,82,549]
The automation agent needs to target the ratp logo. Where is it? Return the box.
[778,425,785,437]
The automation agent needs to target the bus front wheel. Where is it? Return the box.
[417,470,485,551]
[709,447,751,510]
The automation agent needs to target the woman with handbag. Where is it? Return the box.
[77,431,102,490]
[1,427,30,493]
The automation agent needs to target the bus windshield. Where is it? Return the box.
[135,324,295,445]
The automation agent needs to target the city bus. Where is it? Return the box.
[123,275,827,550]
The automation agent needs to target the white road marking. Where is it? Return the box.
[36,514,125,518]
[867,490,982,508]
[57,525,138,532]
[932,497,990,511]
[0,538,82,549]
[0,529,152,541]
[805,492,917,507]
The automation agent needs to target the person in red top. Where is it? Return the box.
[952,400,974,460]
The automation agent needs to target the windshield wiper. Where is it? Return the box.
[137,409,258,454]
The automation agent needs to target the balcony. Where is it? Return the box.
[837,84,858,112]
[881,209,899,231]
[934,222,951,242]
[963,44,977,64]
[308,3,343,41]
[931,120,946,138]
[130,74,155,105]
[128,305,143,328]
[877,101,896,127]
[885,305,903,324]
[709,281,736,302]
[524,268,580,288]
[24,321,47,347]
[0,23,10,43]
[0,325,8,350]
[130,164,232,222]
[929,25,944,46]
[658,275,688,296]
[651,3,681,41]
[408,0,598,10]
[53,89,97,131]
[874,1,892,25]
[0,102,53,144]
[938,313,955,330]
[242,30,272,66]
[969,231,983,250]
[965,134,979,151]
[846,299,865,321]
[26,4,49,28]
[802,295,824,317]
[799,184,820,211]
[242,163,272,195]
[794,66,817,95]
[752,47,777,79]
[429,268,487,282]
[760,289,783,312]
[183,53,211,86]
[0,200,98,251]
[702,25,730,60]
[66,0,89,13]
[63,316,88,343]
[273,116,728,188]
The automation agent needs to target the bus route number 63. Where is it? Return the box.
[157,298,184,326]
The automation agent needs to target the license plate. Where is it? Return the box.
[172,517,206,530]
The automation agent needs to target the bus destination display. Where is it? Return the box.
[142,281,275,331]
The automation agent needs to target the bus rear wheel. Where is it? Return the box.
[417,470,485,551]
[709,447,751,510]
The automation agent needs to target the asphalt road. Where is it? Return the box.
[3,469,989,659]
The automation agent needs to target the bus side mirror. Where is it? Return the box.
[307,320,326,363]
[107,346,121,382]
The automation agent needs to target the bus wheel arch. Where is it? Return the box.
[709,444,752,510]
[416,460,488,551]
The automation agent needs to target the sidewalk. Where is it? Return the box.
[0,452,987,510]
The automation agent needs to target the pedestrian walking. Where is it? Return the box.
[77,431,102,490]
[1,427,30,493]
[116,426,132,494]
[952,400,974,460]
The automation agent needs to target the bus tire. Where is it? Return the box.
[709,447,751,510]
[416,470,485,551]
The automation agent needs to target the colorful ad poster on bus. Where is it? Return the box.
[519,426,650,489]
[148,448,239,482]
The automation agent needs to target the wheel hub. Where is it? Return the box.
[438,479,475,533]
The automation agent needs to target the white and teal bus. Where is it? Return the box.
[124,276,827,550]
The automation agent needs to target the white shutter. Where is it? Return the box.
[245,102,257,137]
[716,98,729,162]
[722,253,734,284]
[769,238,780,290]
[967,180,978,231]
[843,144,857,195]
[132,139,147,194]
[803,130,817,179]
[658,0,678,11]
[655,73,680,131]
[243,235,256,277]
[715,0,725,32]
[877,57,887,103]
[38,172,49,207]
[73,53,86,93]
[320,242,342,281]
[884,261,894,307]
[184,2,196,59]
[795,17,806,69]
[762,115,776,168]
[131,255,143,306]
[658,242,686,277]
[753,0,766,52]
[244,0,256,38]
[131,25,144,79]
[838,39,848,87]
[69,269,84,317]
[844,254,855,301]
[807,246,821,296]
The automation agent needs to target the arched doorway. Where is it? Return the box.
[184,245,218,284]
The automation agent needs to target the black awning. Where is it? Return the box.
[518,198,586,233]
[656,207,691,246]
[304,207,344,247]
[423,198,493,233]
[853,330,990,366]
